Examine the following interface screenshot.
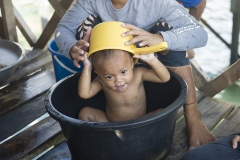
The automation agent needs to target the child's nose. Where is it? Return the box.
[115,76,122,84]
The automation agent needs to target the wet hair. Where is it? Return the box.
[90,49,132,69]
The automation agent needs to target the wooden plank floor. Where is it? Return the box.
[166,97,239,159]
[0,49,58,160]
[0,49,239,160]
[38,97,240,160]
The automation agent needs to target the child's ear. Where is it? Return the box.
[94,70,99,76]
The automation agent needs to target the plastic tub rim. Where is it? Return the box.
[48,39,66,58]
[45,72,187,131]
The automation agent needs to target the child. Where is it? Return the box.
[55,0,216,150]
[78,49,170,122]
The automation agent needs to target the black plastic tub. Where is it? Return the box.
[45,71,187,160]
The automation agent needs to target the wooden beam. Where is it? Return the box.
[33,0,74,49]
[0,95,48,141]
[200,60,240,97]
[38,141,71,160]
[14,7,37,46]
[0,0,17,41]
[230,13,240,64]
[0,66,55,115]
[190,59,211,89]
[230,0,240,64]
[0,17,5,38]
[48,0,67,18]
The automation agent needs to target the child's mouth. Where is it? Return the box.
[115,84,126,91]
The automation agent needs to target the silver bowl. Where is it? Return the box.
[0,39,25,85]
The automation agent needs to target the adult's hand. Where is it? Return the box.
[70,27,92,68]
[232,135,240,149]
[121,23,164,47]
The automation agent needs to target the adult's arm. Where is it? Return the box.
[54,0,95,59]
[189,0,206,21]
[54,0,208,59]
[156,0,208,52]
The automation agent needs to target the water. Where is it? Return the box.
[0,48,19,65]
[195,0,234,76]
[11,0,240,104]
[194,0,240,104]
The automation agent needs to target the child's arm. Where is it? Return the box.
[78,53,102,99]
[134,53,170,83]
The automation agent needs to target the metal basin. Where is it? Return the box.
[0,39,25,85]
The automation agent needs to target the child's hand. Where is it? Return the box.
[133,53,157,63]
[82,52,92,68]
[121,23,164,47]
[70,27,92,68]
[232,135,240,149]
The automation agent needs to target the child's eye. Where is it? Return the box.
[121,70,127,74]
[105,75,112,80]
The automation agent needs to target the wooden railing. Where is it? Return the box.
[0,0,74,49]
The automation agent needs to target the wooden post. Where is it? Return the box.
[0,0,17,42]
[230,0,240,65]
[33,0,74,49]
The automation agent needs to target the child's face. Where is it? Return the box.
[95,51,134,91]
